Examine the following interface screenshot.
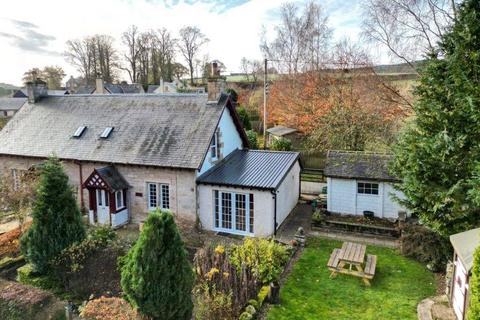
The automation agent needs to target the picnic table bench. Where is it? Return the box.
[327,241,377,286]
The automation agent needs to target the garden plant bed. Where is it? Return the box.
[312,213,401,238]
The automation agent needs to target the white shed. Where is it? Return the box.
[197,149,301,237]
[449,228,480,320]
[324,151,407,219]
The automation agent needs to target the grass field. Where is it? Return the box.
[267,238,436,320]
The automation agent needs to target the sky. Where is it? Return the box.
[0,0,381,86]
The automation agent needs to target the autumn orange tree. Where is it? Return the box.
[267,41,408,152]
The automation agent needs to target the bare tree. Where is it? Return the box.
[239,58,263,83]
[151,28,177,83]
[260,1,331,74]
[178,26,209,85]
[65,35,119,84]
[361,0,455,71]
[121,25,142,83]
[240,57,250,82]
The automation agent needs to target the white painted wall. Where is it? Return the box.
[327,177,407,219]
[275,162,301,227]
[452,255,468,320]
[198,107,243,175]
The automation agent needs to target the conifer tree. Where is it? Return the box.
[21,157,86,273]
[120,209,194,320]
[392,0,480,236]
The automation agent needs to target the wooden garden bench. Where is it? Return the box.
[364,254,377,279]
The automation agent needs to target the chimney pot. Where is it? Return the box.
[26,80,48,104]
[207,61,225,102]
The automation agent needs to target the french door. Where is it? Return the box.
[214,190,253,235]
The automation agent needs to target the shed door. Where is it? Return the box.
[452,256,468,320]
[96,189,110,225]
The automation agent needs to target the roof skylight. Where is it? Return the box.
[73,126,87,138]
[100,127,114,139]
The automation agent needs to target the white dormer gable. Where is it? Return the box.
[198,106,243,175]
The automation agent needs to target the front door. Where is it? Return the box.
[96,189,110,225]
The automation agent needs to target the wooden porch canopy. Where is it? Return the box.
[82,166,129,191]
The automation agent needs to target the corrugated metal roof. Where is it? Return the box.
[197,149,300,190]
[0,98,27,111]
[450,228,480,272]
[324,150,399,182]
[0,94,234,169]
[266,125,297,137]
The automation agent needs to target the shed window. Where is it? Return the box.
[73,126,87,138]
[100,127,114,139]
[147,183,170,211]
[116,190,125,209]
[210,129,220,160]
[357,182,379,195]
[214,190,254,234]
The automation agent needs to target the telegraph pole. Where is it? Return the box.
[263,58,268,149]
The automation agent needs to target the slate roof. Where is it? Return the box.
[96,166,129,191]
[197,149,300,190]
[0,94,246,169]
[147,85,160,93]
[75,83,144,94]
[267,125,297,137]
[12,89,69,97]
[0,98,27,111]
[324,150,398,182]
[450,227,480,272]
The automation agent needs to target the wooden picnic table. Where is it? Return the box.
[327,241,377,286]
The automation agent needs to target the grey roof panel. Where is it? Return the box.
[0,94,227,169]
[324,150,398,182]
[266,125,297,137]
[450,228,480,272]
[0,98,27,111]
[147,85,160,93]
[197,149,300,190]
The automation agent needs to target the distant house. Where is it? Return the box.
[0,71,300,237]
[147,79,178,94]
[13,88,69,98]
[324,150,407,219]
[0,97,27,118]
[266,125,302,147]
[74,78,144,94]
[449,228,480,320]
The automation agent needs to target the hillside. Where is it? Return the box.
[0,83,19,97]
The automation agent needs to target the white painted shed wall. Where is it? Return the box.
[198,107,243,175]
[326,177,407,218]
[275,162,301,227]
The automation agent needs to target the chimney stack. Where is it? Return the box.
[95,74,105,94]
[207,61,226,102]
[160,78,164,93]
[26,80,48,104]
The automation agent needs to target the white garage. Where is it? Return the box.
[197,149,301,237]
[324,150,408,219]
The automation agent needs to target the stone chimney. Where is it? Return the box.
[26,80,48,104]
[207,61,226,102]
[95,74,105,94]
[159,78,164,93]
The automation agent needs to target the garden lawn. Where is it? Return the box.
[267,238,436,320]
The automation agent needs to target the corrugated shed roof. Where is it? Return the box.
[96,166,129,191]
[0,98,27,111]
[450,228,480,272]
[324,150,398,182]
[197,149,300,190]
[267,125,297,137]
[0,94,232,169]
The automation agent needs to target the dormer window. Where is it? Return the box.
[100,127,114,139]
[210,129,220,160]
[73,126,87,138]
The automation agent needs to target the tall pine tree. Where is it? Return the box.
[392,0,480,236]
[20,157,86,273]
[120,209,194,320]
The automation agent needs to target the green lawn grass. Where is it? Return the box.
[267,238,436,320]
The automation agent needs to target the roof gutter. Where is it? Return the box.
[271,189,277,237]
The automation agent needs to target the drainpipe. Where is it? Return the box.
[271,189,277,237]
[74,160,85,210]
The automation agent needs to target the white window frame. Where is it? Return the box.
[115,190,125,210]
[213,190,254,235]
[210,129,220,160]
[147,182,170,211]
[357,181,379,195]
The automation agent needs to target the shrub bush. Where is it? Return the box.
[0,223,30,259]
[246,130,259,149]
[400,224,452,271]
[245,304,256,315]
[229,238,289,284]
[17,264,59,291]
[80,296,139,320]
[237,107,252,130]
[194,283,234,320]
[270,137,292,151]
[468,246,480,320]
[239,312,253,320]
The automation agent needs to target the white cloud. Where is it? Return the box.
[0,0,377,86]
